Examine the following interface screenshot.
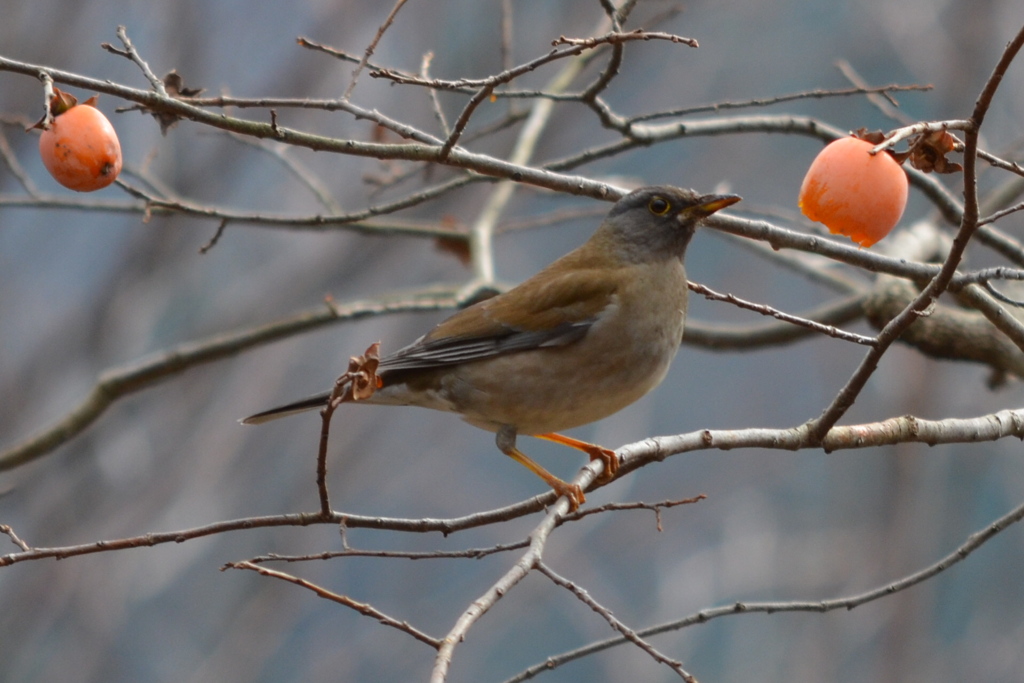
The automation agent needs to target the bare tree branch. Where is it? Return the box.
[0,289,467,471]
[2,10,1024,682]
[5,409,1022,568]
[507,497,1024,681]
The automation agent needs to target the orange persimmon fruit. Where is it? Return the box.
[38,91,122,192]
[799,136,908,247]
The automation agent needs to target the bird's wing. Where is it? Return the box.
[380,267,619,372]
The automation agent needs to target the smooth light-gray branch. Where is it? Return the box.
[4,408,1021,567]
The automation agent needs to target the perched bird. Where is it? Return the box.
[243,186,740,510]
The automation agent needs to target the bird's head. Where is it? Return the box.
[601,185,741,263]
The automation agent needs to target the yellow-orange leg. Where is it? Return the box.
[537,432,618,484]
[496,426,584,511]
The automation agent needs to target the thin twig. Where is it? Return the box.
[870,119,973,153]
[689,282,876,346]
[198,218,228,254]
[563,496,706,526]
[834,58,914,124]
[981,281,1024,307]
[112,177,471,235]
[312,344,382,516]
[979,198,1024,226]
[0,129,40,196]
[103,26,167,95]
[953,266,1024,287]
[372,30,695,93]
[297,37,381,68]
[316,382,343,516]
[343,0,410,100]
[225,132,343,214]
[959,283,1024,354]
[439,85,498,160]
[421,52,450,137]
[246,539,530,564]
[684,295,867,350]
[0,524,30,551]
[0,178,473,236]
[537,562,696,681]
[628,83,932,124]
[977,147,1024,178]
[577,33,625,105]
[553,30,698,49]
[226,561,442,648]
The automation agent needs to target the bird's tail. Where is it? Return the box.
[240,392,330,425]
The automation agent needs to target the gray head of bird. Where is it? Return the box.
[598,185,741,263]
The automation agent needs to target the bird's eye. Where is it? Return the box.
[648,197,671,215]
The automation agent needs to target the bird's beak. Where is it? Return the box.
[699,193,741,213]
[686,193,742,220]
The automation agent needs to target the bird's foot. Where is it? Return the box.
[537,432,618,484]
[551,480,585,512]
[588,447,618,485]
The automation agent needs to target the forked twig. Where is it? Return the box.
[102,25,167,95]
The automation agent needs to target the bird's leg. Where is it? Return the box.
[496,426,584,511]
[535,432,618,484]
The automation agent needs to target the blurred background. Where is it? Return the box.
[2,1,1024,681]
